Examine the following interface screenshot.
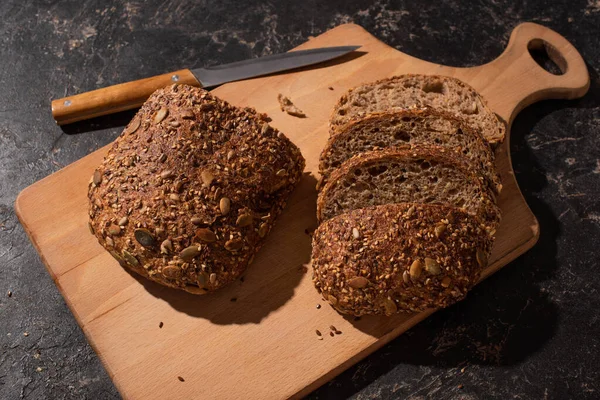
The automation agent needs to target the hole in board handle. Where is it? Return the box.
[527,38,567,76]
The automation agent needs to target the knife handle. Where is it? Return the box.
[51,69,200,125]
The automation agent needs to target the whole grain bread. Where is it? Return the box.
[88,84,305,294]
[319,109,501,193]
[312,203,494,315]
[329,74,505,144]
[316,146,500,232]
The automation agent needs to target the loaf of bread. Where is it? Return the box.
[88,84,305,294]
[317,146,500,232]
[329,74,505,144]
[318,109,501,193]
[312,203,493,315]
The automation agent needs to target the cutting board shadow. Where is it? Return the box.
[15,23,589,399]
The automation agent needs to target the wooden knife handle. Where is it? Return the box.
[51,69,201,125]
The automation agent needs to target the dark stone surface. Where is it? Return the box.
[0,0,598,398]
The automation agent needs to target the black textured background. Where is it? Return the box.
[1,1,599,399]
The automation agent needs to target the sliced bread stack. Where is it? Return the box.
[312,74,505,316]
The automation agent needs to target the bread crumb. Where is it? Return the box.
[304,225,316,237]
[277,94,306,118]
[298,265,308,274]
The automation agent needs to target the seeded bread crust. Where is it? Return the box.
[329,74,506,144]
[319,109,501,193]
[88,84,305,294]
[316,146,501,231]
[312,203,493,315]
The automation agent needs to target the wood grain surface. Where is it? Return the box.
[15,22,589,400]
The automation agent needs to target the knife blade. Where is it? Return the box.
[51,45,360,125]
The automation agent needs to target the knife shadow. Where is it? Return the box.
[122,172,317,325]
[269,50,368,74]
[59,109,139,135]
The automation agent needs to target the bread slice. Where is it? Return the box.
[312,203,494,315]
[329,74,505,144]
[319,109,501,193]
[316,146,500,231]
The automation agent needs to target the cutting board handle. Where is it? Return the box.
[474,22,589,123]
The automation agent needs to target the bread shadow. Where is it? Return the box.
[124,172,317,325]
[308,65,600,398]
[311,252,560,399]
[60,109,138,135]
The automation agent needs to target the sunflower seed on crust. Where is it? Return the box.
[347,276,369,289]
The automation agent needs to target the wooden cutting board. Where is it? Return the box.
[15,23,588,399]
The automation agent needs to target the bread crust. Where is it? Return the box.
[319,108,502,193]
[88,84,305,294]
[329,74,506,144]
[316,145,501,231]
[311,203,494,315]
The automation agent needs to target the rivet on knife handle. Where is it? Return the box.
[51,69,200,125]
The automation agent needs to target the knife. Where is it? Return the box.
[51,45,360,125]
